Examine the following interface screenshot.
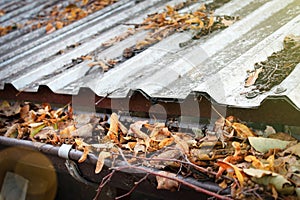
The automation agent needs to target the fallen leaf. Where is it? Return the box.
[172,134,189,154]
[245,67,263,87]
[248,137,290,153]
[217,160,245,186]
[283,143,300,157]
[29,123,45,138]
[232,122,255,138]
[55,21,64,29]
[243,168,295,195]
[107,113,119,143]
[71,123,93,137]
[78,145,90,163]
[156,171,179,191]
[60,125,76,139]
[245,155,267,170]
[4,124,19,138]
[264,125,276,137]
[158,137,174,149]
[46,23,56,34]
[95,151,111,174]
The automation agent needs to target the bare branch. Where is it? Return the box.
[93,170,115,200]
[111,165,233,200]
[115,173,150,200]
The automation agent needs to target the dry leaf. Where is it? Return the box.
[232,122,255,138]
[217,160,244,186]
[283,143,300,157]
[45,23,56,34]
[248,137,290,153]
[56,21,64,29]
[243,168,295,195]
[107,113,119,143]
[245,155,266,170]
[4,124,19,138]
[95,151,111,173]
[245,67,263,87]
[156,171,179,191]
[78,145,90,163]
[60,125,76,139]
[172,134,189,154]
[158,137,174,149]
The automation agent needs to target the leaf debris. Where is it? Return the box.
[1,101,300,199]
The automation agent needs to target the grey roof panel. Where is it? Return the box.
[0,0,300,110]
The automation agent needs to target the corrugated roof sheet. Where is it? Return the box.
[0,0,300,109]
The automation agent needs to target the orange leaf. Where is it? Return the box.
[78,146,90,163]
[95,151,111,174]
[158,137,174,149]
[45,23,55,34]
[55,21,64,29]
[107,113,119,143]
[232,122,255,138]
[245,67,263,87]
[217,160,245,186]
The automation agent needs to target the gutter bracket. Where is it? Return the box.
[58,144,97,187]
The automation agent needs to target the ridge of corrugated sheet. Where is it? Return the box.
[0,0,299,110]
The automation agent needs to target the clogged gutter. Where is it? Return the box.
[1,101,300,199]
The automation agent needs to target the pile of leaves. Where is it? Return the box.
[86,1,238,72]
[1,100,300,199]
[0,0,117,36]
[245,35,300,98]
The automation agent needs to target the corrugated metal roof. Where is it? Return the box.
[0,0,300,110]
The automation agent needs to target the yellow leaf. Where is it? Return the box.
[55,21,64,29]
[207,13,214,29]
[158,137,174,149]
[217,160,244,186]
[95,151,111,174]
[232,122,255,138]
[107,113,119,143]
[245,155,265,169]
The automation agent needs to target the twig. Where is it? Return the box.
[93,170,115,200]
[117,146,130,166]
[115,173,150,200]
[111,165,233,200]
[110,152,233,181]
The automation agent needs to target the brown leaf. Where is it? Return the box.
[45,23,56,34]
[156,171,179,191]
[55,21,64,29]
[245,67,263,87]
[158,137,174,149]
[172,134,189,154]
[107,113,119,143]
[78,145,90,163]
[95,151,111,174]
[232,122,255,138]
[217,160,245,186]
[4,124,19,138]
[60,125,76,139]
